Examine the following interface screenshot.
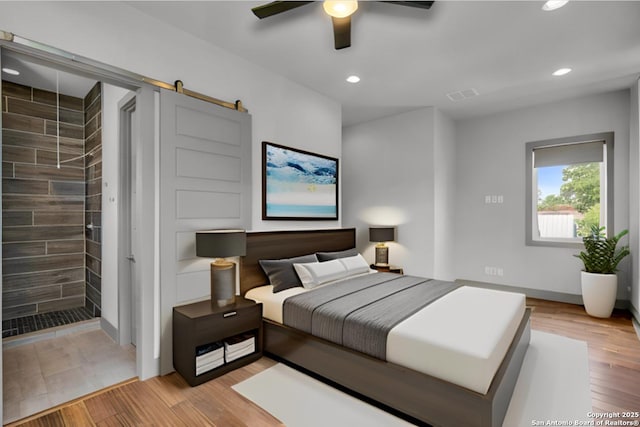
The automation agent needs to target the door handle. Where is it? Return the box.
[126,254,136,263]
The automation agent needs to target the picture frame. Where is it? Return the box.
[262,141,339,220]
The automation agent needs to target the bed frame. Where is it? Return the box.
[240,228,531,427]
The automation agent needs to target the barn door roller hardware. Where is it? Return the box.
[174,80,245,112]
[0,30,248,113]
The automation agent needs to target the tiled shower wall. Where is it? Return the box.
[1,80,102,321]
[84,83,102,317]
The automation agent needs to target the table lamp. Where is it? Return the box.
[369,226,395,266]
[195,229,246,308]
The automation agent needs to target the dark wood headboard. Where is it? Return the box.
[239,228,356,295]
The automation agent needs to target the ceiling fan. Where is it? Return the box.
[251,1,434,50]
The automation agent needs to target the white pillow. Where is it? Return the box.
[294,254,372,289]
[339,254,370,276]
[294,259,347,289]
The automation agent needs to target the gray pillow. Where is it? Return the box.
[316,248,358,262]
[259,254,318,293]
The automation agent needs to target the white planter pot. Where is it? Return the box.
[581,271,617,318]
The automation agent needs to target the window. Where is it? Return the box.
[525,132,614,247]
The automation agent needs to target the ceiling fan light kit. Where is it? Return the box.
[323,0,358,18]
[252,0,434,50]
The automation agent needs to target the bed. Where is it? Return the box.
[239,228,531,427]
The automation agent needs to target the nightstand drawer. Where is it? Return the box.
[193,304,261,342]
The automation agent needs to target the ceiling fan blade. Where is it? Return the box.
[332,16,351,50]
[252,1,314,19]
[380,1,434,10]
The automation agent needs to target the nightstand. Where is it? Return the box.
[173,296,263,386]
[370,264,404,274]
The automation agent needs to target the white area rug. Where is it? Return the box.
[232,331,592,427]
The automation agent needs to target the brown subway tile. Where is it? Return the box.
[45,120,84,139]
[3,267,84,291]
[85,128,101,153]
[36,149,84,168]
[33,211,84,226]
[2,145,36,164]
[85,161,102,181]
[86,178,101,197]
[61,281,85,298]
[2,81,31,101]
[3,285,61,307]
[84,83,101,111]
[2,253,84,275]
[2,112,45,133]
[3,129,83,154]
[38,296,85,313]
[32,88,83,111]
[2,304,37,321]
[86,239,101,259]
[47,240,84,254]
[7,97,57,121]
[85,194,102,211]
[50,181,85,196]
[85,282,101,307]
[86,253,101,275]
[2,225,84,242]
[15,163,84,181]
[3,194,84,211]
[2,178,49,195]
[2,211,32,226]
[3,242,46,259]
[2,162,14,178]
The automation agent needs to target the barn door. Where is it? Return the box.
[158,89,252,374]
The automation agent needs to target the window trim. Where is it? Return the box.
[525,132,614,248]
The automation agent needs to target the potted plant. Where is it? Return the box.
[575,225,630,318]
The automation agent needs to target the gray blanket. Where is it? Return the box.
[282,273,459,359]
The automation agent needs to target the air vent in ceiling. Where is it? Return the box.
[446,88,479,102]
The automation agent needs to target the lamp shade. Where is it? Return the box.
[369,227,395,243]
[196,229,246,258]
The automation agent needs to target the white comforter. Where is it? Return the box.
[246,282,525,394]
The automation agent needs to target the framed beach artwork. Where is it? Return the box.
[262,141,339,220]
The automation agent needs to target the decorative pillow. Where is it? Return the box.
[293,259,347,289]
[338,254,370,276]
[259,254,318,293]
[316,248,359,262]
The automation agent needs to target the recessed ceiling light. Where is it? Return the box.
[552,68,572,76]
[346,75,360,83]
[2,67,20,76]
[542,0,568,11]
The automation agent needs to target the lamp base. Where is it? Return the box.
[211,260,236,308]
[374,244,389,266]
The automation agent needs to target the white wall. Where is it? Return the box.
[343,107,458,278]
[433,110,456,280]
[101,83,133,331]
[630,79,640,317]
[455,90,631,298]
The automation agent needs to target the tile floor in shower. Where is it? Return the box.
[2,308,94,338]
[2,322,136,424]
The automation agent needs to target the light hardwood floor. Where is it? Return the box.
[8,299,640,427]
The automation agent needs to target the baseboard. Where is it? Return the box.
[630,305,640,340]
[101,317,118,342]
[455,279,630,309]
